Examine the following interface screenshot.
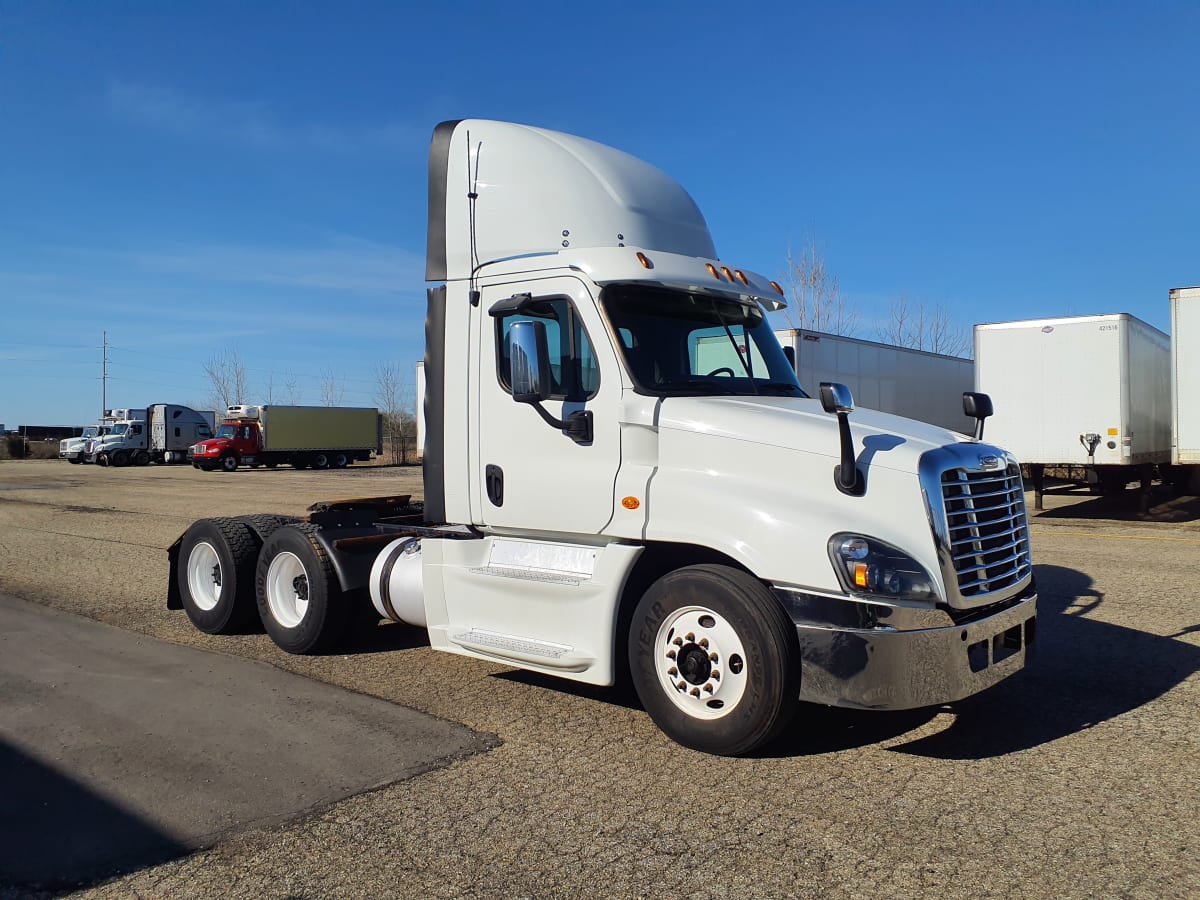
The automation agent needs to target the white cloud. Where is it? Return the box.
[105,80,421,153]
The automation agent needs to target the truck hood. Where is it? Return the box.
[655,395,973,475]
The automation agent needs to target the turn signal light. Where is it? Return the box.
[622,496,641,510]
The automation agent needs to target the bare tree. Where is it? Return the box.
[879,298,971,357]
[204,349,249,411]
[283,372,302,405]
[319,370,345,407]
[374,362,415,464]
[781,236,857,335]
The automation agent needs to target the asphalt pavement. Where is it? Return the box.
[0,593,491,893]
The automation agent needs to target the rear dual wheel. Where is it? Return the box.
[256,524,346,654]
[178,518,260,633]
[628,564,800,756]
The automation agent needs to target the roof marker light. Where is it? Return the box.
[721,266,735,282]
[706,263,722,280]
[636,252,653,269]
[734,269,749,285]
[769,280,785,296]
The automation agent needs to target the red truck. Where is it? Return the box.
[188,405,381,472]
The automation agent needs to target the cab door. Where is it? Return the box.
[472,276,620,535]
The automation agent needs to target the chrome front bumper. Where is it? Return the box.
[780,590,1037,710]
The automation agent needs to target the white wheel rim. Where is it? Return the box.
[654,605,748,720]
[186,541,222,611]
[266,551,309,629]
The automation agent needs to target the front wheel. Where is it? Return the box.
[67,456,83,465]
[628,564,800,756]
[256,525,346,654]
[219,454,239,472]
[109,450,129,467]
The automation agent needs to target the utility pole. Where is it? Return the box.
[101,330,108,416]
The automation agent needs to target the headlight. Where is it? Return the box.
[827,533,939,603]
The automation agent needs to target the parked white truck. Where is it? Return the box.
[167,119,1037,755]
[89,405,215,466]
[975,314,1171,509]
[59,411,124,464]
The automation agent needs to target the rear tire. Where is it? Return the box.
[133,450,149,466]
[332,452,349,469]
[628,564,800,756]
[178,518,260,634]
[312,452,330,470]
[256,524,346,654]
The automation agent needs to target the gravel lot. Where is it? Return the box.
[1,459,1197,898]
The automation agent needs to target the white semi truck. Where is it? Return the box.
[59,411,125,464]
[88,405,215,466]
[167,119,1037,755]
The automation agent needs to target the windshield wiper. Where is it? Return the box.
[659,379,739,395]
[760,382,804,395]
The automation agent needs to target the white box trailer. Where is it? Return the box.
[975,314,1171,508]
[1170,286,1200,465]
[775,330,975,433]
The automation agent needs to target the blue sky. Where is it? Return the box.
[2,1,1197,427]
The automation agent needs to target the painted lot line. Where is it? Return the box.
[0,594,491,892]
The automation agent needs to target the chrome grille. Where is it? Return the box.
[941,463,1031,599]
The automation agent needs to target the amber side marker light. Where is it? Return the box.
[636,252,653,269]
[622,496,641,510]
[705,263,722,280]
[854,564,869,588]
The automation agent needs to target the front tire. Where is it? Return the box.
[219,454,239,472]
[177,518,260,633]
[628,564,800,756]
[256,525,346,654]
[110,450,129,467]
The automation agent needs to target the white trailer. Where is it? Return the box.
[1170,287,1200,470]
[975,314,1171,508]
[775,330,974,433]
[415,360,426,461]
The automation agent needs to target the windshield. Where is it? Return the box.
[110,423,128,436]
[81,426,98,438]
[216,424,238,439]
[601,285,806,397]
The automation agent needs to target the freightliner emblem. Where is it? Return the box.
[979,455,1001,470]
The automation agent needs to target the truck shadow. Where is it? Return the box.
[881,563,1199,759]
[0,739,189,892]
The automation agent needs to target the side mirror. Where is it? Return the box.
[508,320,552,404]
[819,382,862,495]
[963,391,993,440]
[819,382,854,415]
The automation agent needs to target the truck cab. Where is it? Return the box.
[190,419,262,471]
